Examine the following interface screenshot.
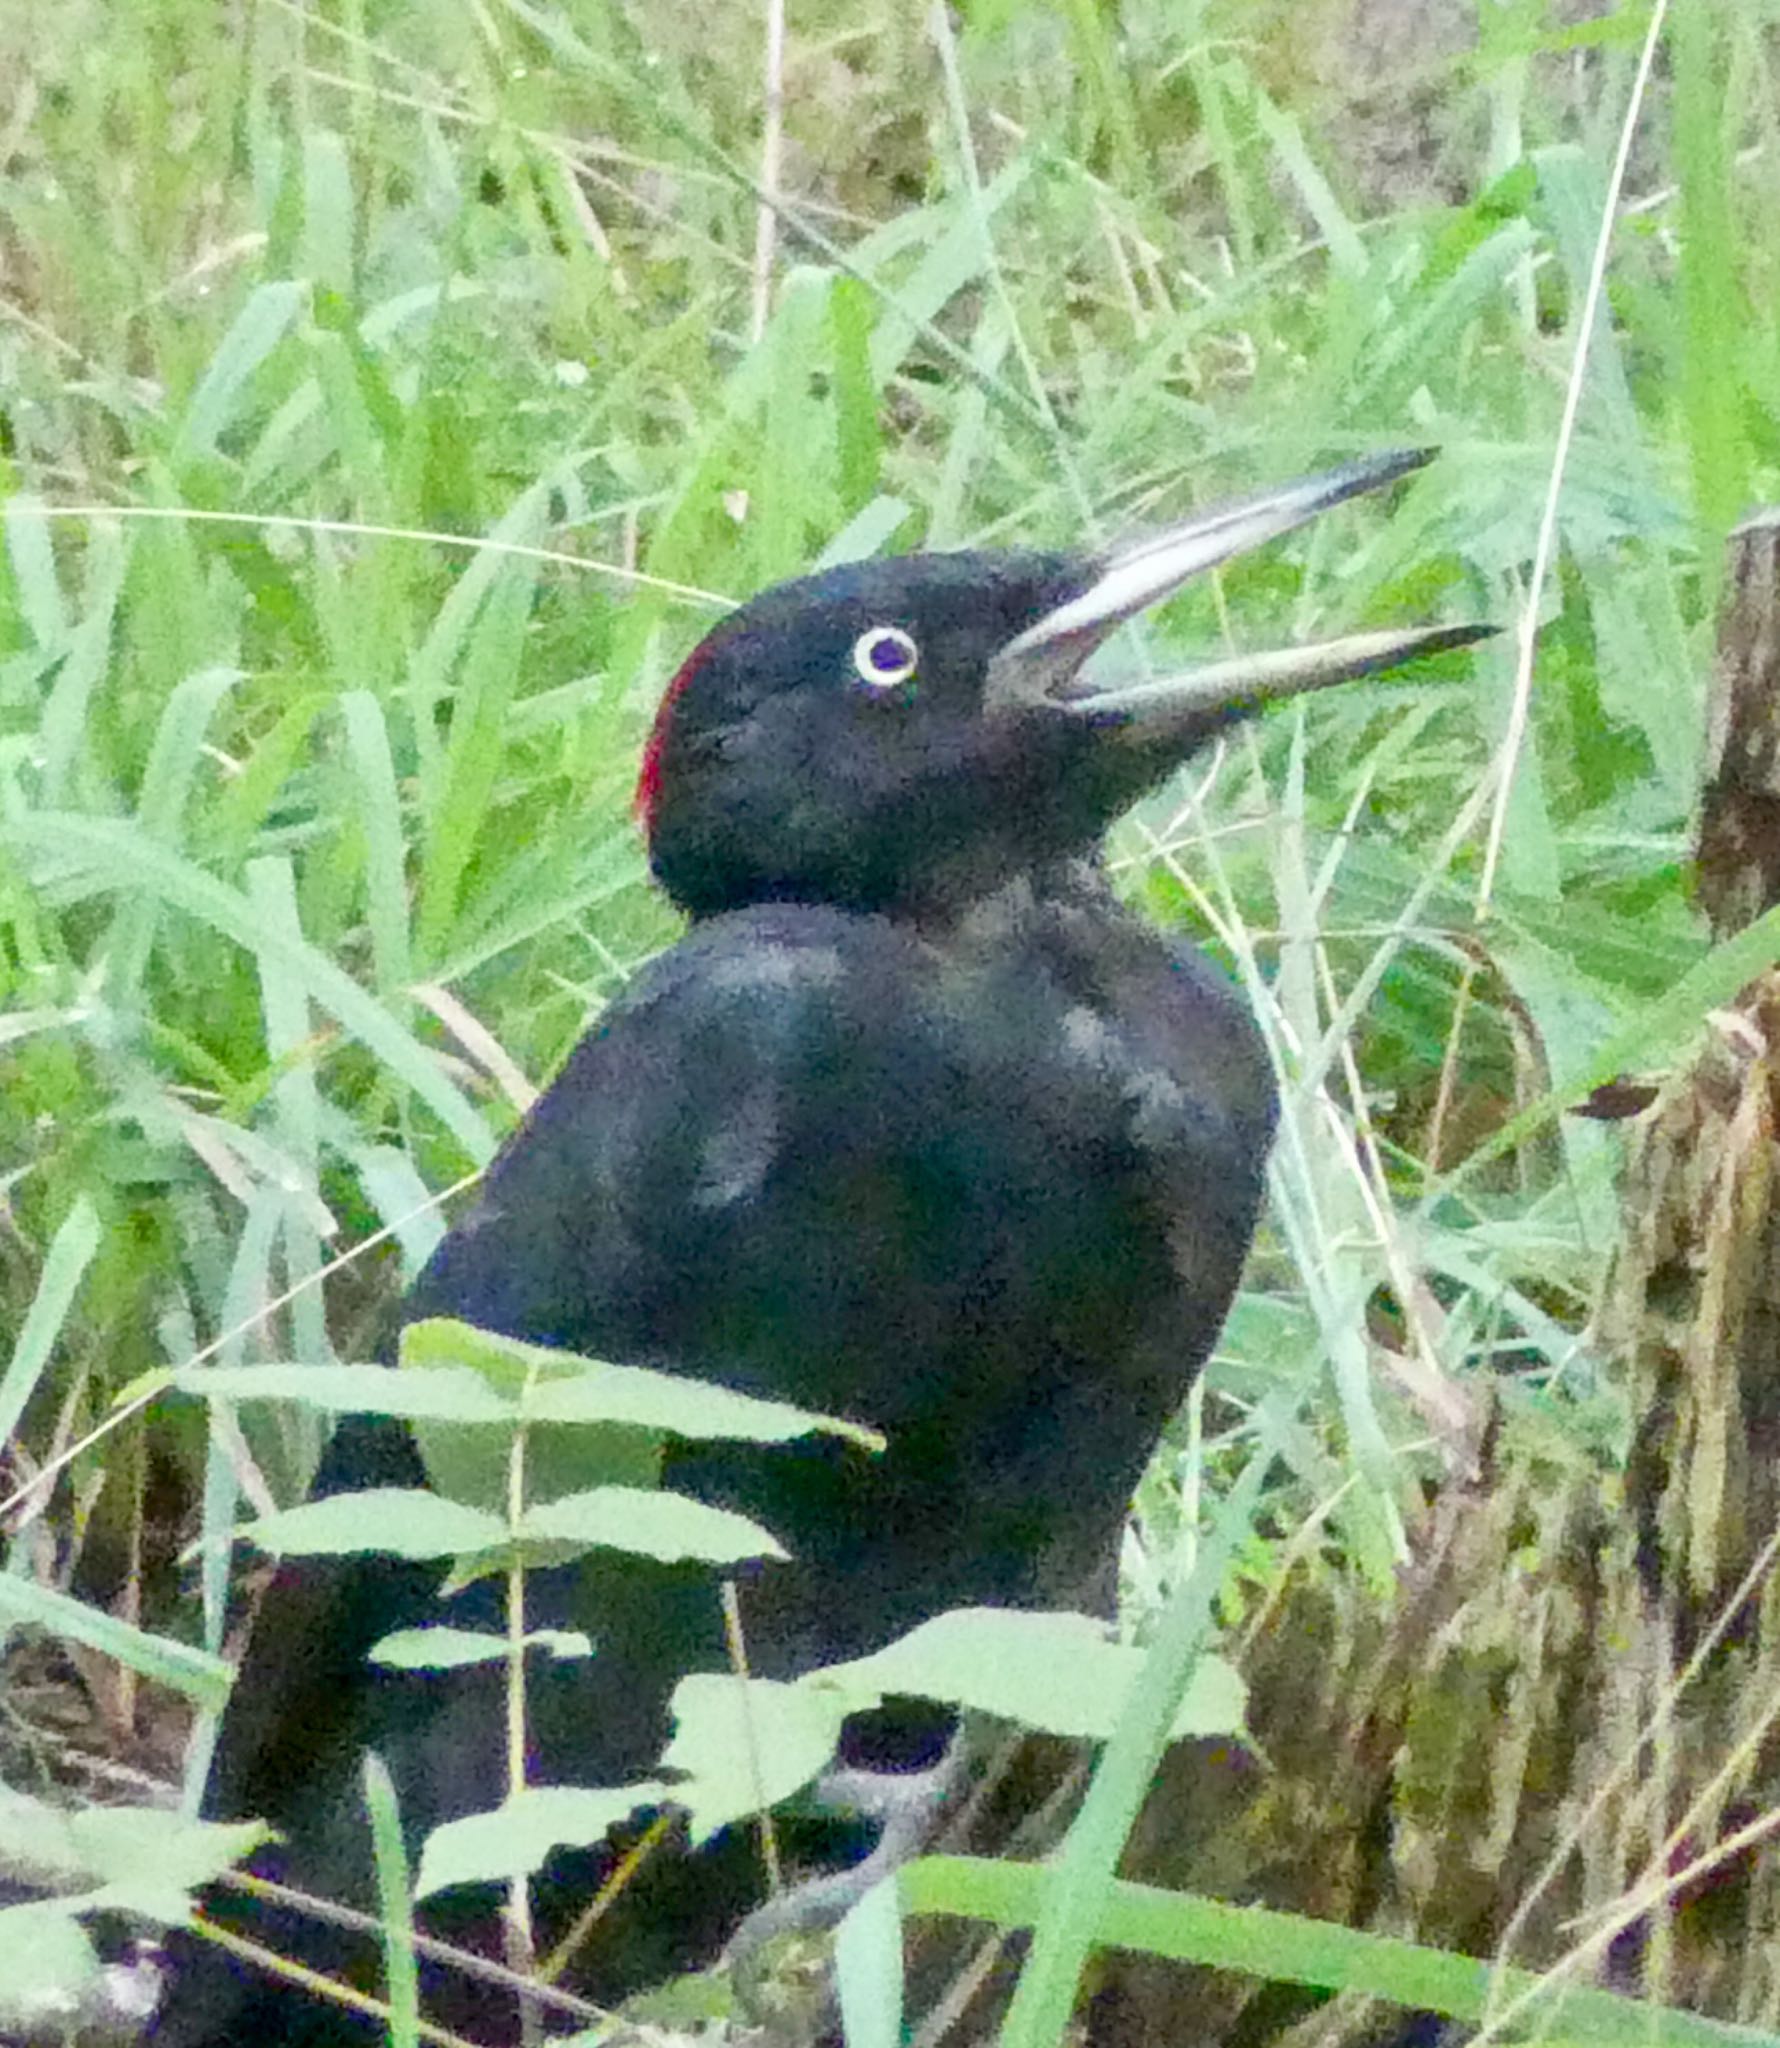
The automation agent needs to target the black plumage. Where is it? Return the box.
[153,452,1482,2043]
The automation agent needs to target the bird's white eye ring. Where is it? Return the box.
[852,625,919,690]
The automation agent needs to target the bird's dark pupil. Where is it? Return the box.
[869,634,909,672]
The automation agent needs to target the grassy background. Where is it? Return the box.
[1,0,1778,2034]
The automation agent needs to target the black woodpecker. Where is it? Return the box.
[154,449,1485,2044]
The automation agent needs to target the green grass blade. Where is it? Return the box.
[3,492,69,647]
[1000,1450,1271,2048]
[172,280,308,465]
[362,1752,421,2048]
[1671,0,1750,545]
[0,1572,233,1716]
[36,519,127,808]
[902,1858,1780,2048]
[338,691,414,999]
[0,1195,100,1452]
[1445,895,1780,1185]
[248,855,331,1365]
[104,665,242,1002]
[415,556,539,966]
[5,814,494,1161]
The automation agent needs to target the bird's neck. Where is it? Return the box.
[682,851,1121,950]
[909,854,1122,949]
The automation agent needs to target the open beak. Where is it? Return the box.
[986,448,1493,737]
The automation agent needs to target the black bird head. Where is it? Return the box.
[641,449,1488,917]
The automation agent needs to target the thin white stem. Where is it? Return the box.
[1476,0,1671,915]
[751,0,787,342]
[5,502,731,608]
[504,1405,534,1975]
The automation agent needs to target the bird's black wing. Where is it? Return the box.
[159,893,1272,2039]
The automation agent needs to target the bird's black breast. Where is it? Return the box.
[409,878,1274,1664]
[165,885,1277,2044]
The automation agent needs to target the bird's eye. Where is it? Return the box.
[852,626,919,690]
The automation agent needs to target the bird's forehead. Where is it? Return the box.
[723,548,1092,664]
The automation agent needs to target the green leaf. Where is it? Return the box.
[812,494,914,572]
[756,271,837,586]
[404,1317,883,1449]
[83,1807,270,1915]
[0,1903,99,2032]
[302,130,356,297]
[0,1785,268,1918]
[36,516,126,805]
[209,689,331,863]
[415,553,538,964]
[338,691,414,998]
[866,164,1028,389]
[368,1625,592,1670]
[1352,219,1537,410]
[1533,146,1640,442]
[242,1487,506,1559]
[344,1142,447,1275]
[519,1485,788,1565]
[1451,895,1780,1183]
[404,476,552,818]
[827,276,882,516]
[661,1674,848,1843]
[104,667,244,1001]
[812,1609,1246,1744]
[1001,1455,1271,2048]
[1672,4,1750,542]
[415,1783,669,1900]
[522,1364,879,1449]
[175,1362,515,1423]
[1250,81,1366,279]
[401,1319,666,1518]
